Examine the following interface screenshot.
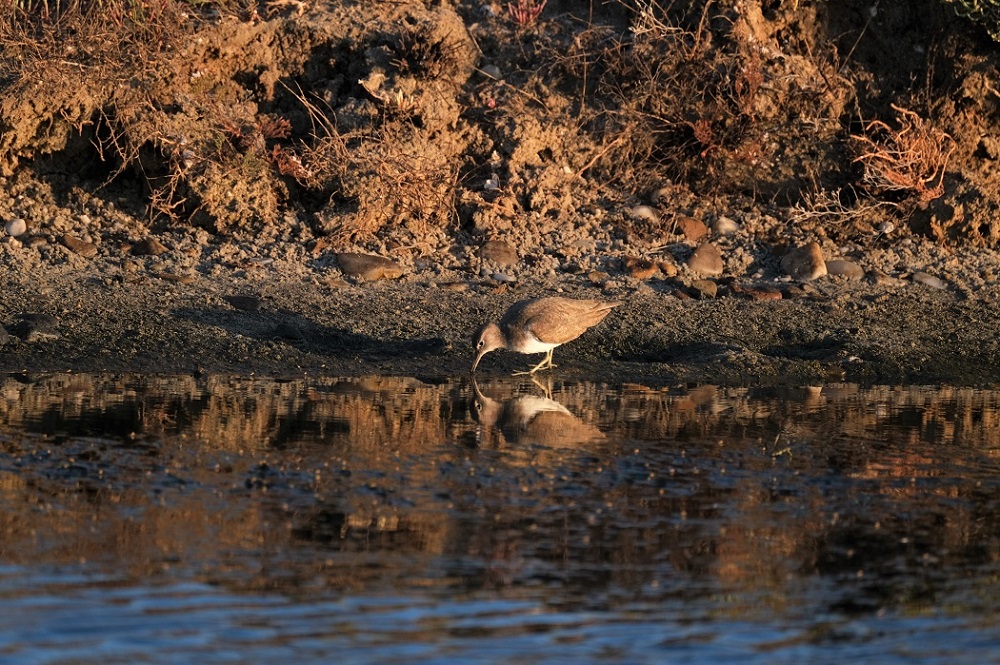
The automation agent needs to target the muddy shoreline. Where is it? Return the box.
[3,256,998,387]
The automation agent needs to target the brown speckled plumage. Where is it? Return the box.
[472,297,620,374]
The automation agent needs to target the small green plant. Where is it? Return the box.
[941,0,1000,40]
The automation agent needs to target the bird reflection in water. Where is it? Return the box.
[471,377,605,448]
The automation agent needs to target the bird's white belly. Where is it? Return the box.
[513,333,558,354]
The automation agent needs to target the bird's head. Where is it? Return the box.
[471,322,504,373]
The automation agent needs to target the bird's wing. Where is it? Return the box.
[525,299,616,345]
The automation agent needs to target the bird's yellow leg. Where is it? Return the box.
[530,374,554,399]
[513,350,556,376]
[531,349,557,373]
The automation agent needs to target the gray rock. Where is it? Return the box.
[826,259,865,280]
[629,205,659,223]
[687,243,724,276]
[479,239,519,266]
[690,279,718,299]
[713,216,740,235]
[912,271,948,290]
[336,253,404,280]
[224,295,263,312]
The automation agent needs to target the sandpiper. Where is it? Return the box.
[471,296,620,374]
[471,378,605,447]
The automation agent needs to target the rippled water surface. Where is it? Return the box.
[0,373,997,664]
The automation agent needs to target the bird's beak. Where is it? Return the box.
[471,350,484,373]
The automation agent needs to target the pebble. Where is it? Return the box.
[336,252,404,280]
[826,259,865,280]
[438,281,469,292]
[492,272,517,283]
[676,216,709,242]
[479,239,519,266]
[481,64,502,79]
[732,283,782,300]
[690,279,718,299]
[623,256,657,279]
[61,234,98,258]
[912,271,948,290]
[687,243,724,276]
[657,259,679,277]
[5,218,26,237]
[780,241,827,281]
[587,270,610,285]
[132,237,169,256]
[629,205,659,223]
[713,216,740,235]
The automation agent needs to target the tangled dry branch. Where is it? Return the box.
[853,104,955,203]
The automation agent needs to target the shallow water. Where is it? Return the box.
[0,373,997,664]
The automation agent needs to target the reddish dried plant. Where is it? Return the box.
[507,0,547,27]
[853,104,955,202]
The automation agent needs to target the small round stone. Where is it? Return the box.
[780,242,827,281]
[713,216,740,236]
[5,218,26,237]
[912,271,948,290]
[676,216,709,242]
[826,259,865,280]
[687,243,724,276]
[629,205,659,223]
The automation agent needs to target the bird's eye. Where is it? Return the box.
[477,339,484,349]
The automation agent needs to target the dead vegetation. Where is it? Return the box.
[853,104,955,204]
[0,0,999,245]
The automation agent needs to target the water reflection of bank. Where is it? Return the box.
[0,373,994,618]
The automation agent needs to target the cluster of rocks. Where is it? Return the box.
[319,209,955,304]
[0,171,975,344]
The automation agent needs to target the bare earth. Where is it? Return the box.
[3,0,1000,386]
[2,231,1000,386]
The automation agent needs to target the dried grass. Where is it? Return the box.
[552,0,773,191]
